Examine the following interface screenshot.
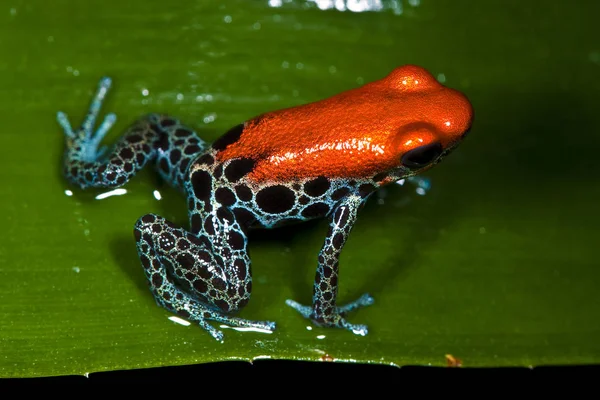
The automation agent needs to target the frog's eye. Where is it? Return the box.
[401,142,443,169]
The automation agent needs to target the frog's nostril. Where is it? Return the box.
[401,142,443,169]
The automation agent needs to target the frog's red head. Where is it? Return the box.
[216,65,473,183]
[373,65,473,175]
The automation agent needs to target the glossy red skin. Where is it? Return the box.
[217,65,473,183]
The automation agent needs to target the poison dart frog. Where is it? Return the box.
[57,65,473,341]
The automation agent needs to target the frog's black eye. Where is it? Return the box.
[401,142,443,169]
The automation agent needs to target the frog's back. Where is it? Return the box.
[214,65,472,184]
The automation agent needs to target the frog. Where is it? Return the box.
[57,65,473,342]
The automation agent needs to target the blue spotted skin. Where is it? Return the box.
[57,77,429,341]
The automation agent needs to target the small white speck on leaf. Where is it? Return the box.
[168,316,191,326]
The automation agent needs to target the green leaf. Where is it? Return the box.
[1,0,599,378]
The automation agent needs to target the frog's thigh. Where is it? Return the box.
[134,213,252,314]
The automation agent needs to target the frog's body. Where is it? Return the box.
[57,65,473,341]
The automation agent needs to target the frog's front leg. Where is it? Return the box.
[286,194,374,335]
[134,213,275,342]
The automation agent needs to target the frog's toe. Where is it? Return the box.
[339,320,369,337]
[196,318,225,342]
[212,331,224,342]
[92,112,116,143]
[337,293,374,315]
[81,77,112,134]
[210,313,277,334]
[57,76,116,157]
[262,320,277,331]
[230,318,276,333]
[57,111,75,138]
[285,298,312,318]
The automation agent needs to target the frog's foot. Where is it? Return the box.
[174,302,276,342]
[285,293,374,336]
[57,77,116,162]
[166,300,275,342]
[209,313,276,335]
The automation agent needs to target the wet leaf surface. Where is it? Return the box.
[1,0,599,377]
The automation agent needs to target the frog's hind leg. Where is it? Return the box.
[134,213,276,341]
[57,77,207,191]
